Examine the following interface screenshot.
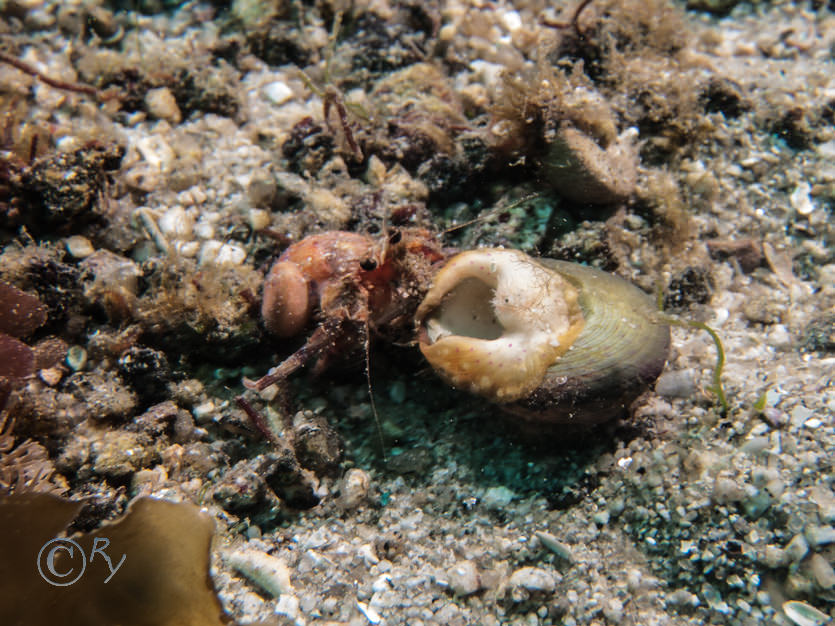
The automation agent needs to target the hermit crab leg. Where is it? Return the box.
[243,321,341,392]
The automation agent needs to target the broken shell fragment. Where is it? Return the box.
[541,122,638,205]
[415,249,670,430]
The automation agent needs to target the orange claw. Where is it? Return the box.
[261,261,312,337]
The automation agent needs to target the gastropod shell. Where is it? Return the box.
[414,249,670,430]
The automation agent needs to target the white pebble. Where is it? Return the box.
[535,531,574,562]
[482,485,515,509]
[192,400,217,423]
[809,553,835,589]
[790,183,815,216]
[248,208,270,231]
[227,548,293,598]
[469,59,505,88]
[501,10,522,31]
[768,324,792,349]
[65,235,95,258]
[804,417,822,429]
[135,135,175,171]
[339,468,370,509]
[785,534,809,563]
[806,526,835,548]
[508,566,556,594]
[194,221,216,240]
[215,242,247,265]
[158,207,194,239]
[817,140,835,160]
[357,543,379,566]
[356,600,382,624]
[39,367,64,386]
[171,240,199,257]
[199,240,246,266]
[448,560,481,596]
[371,574,391,593]
[790,405,814,429]
[783,599,830,626]
[274,593,300,620]
[263,81,294,105]
[144,86,181,124]
[655,369,697,398]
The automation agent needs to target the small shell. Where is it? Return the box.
[541,123,638,205]
[415,249,670,430]
[782,601,830,626]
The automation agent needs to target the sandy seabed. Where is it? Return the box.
[0,1,834,624]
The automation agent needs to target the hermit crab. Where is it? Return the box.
[247,231,670,434]
[244,228,444,392]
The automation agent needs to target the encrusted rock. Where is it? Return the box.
[19,144,125,235]
[448,560,482,596]
[338,468,370,510]
[65,370,137,422]
[212,461,268,513]
[117,346,173,407]
[654,369,697,399]
[131,400,195,443]
[800,314,835,353]
[508,566,557,602]
[291,412,344,476]
[256,449,321,509]
[144,87,182,124]
[91,430,157,480]
[541,123,638,205]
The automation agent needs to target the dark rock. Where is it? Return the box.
[686,0,742,16]
[117,346,172,407]
[345,12,426,76]
[771,108,813,151]
[374,531,405,561]
[282,117,335,177]
[247,21,311,67]
[169,69,238,119]
[257,449,320,509]
[291,413,344,476]
[23,255,83,333]
[211,461,267,514]
[664,267,714,309]
[132,400,195,443]
[700,78,748,118]
[386,446,432,475]
[66,481,128,533]
[706,238,763,273]
[801,313,835,353]
[20,144,124,235]
[99,68,152,112]
[417,135,491,204]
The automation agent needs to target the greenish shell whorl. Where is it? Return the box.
[505,260,670,429]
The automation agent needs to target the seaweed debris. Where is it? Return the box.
[0,493,230,626]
